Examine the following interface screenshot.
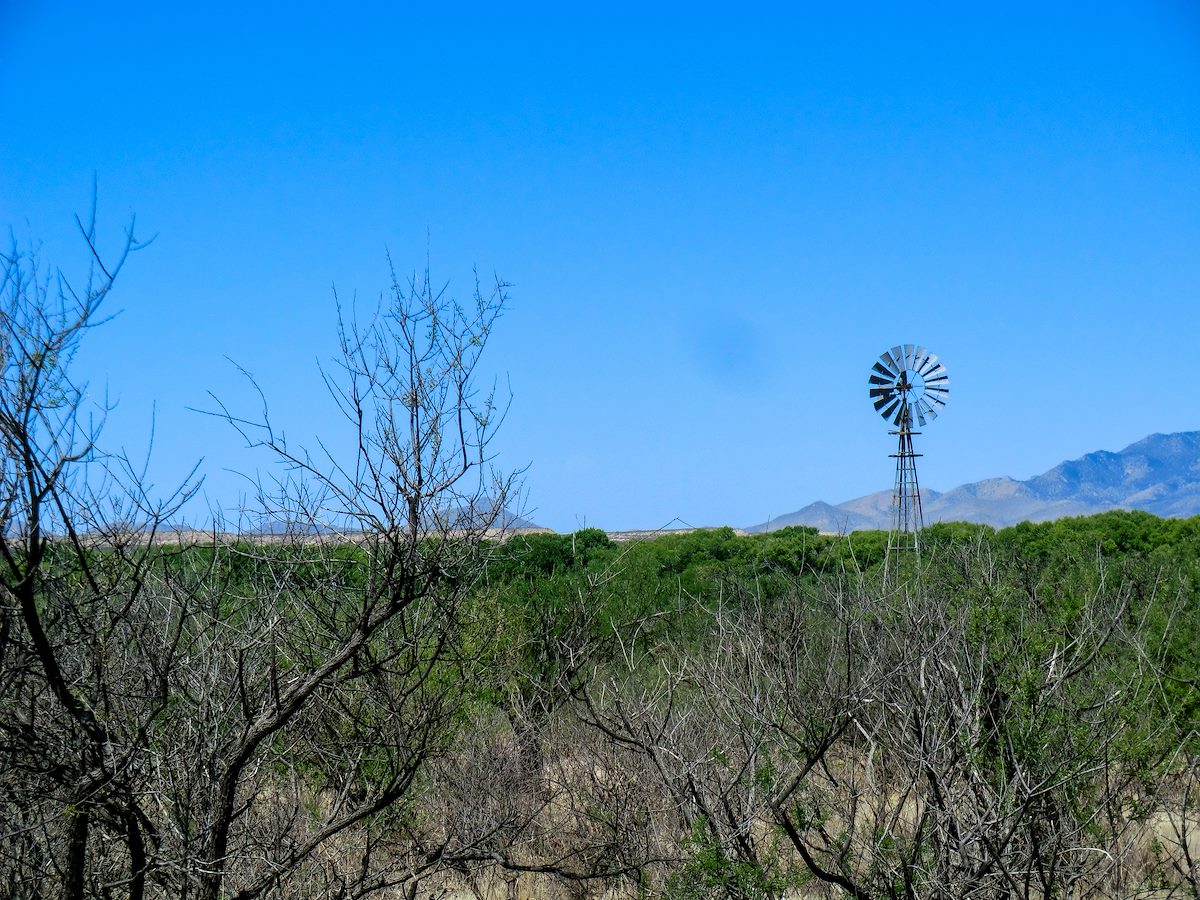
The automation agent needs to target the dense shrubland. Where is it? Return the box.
[15,514,1197,898]
[480,514,1200,898]
[2,220,1198,898]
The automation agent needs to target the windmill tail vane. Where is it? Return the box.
[868,344,950,554]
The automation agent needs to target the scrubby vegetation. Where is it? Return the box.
[468,514,1200,899]
[11,513,1200,898]
[3,219,1198,898]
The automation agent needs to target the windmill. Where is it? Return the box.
[868,345,949,554]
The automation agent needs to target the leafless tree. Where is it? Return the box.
[572,579,863,899]
[1159,747,1200,897]
[0,203,198,900]
[0,219,522,899]
[160,260,519,900]
[777,560,1168,899]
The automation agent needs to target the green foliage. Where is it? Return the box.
[479,514,1200,742]
[663,818,800,900]
[487,528,616,581]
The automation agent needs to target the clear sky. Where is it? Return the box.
[2,1,1198,532]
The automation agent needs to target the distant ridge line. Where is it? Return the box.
[748,431,1200,533]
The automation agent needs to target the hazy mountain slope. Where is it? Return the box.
[756,501,882,534]
[1026,432,1200,515]
[749,431,1200,532]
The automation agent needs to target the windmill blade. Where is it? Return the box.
[902,344,916,369]
[913,403,927,427]
[871,387,896,400]
[889,346,905,372]
[872,360,898,380]
[880,396,902,420]
[918,397,939,420]
[875,392,898,412]
[916,352,941,376]
[879,351,901,377]
[891,401,908,427]
[924,371,950,387]
[869,373,894,386]
[924,386,948,404]
[912,346,931,372]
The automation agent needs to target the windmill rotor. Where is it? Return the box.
[868,344,950,429]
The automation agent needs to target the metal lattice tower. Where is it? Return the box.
[868,345,949,555]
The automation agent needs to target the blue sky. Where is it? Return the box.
[2,1,1198,532]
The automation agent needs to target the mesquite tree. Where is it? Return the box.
[0,210,518,899]
[0,206,197,900]
[178,261,518,900]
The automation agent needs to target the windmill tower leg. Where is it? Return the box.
[887,417,924,556]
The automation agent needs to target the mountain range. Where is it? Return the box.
[750,432,1200,533]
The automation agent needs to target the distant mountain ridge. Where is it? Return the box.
[750,432,1200,532]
